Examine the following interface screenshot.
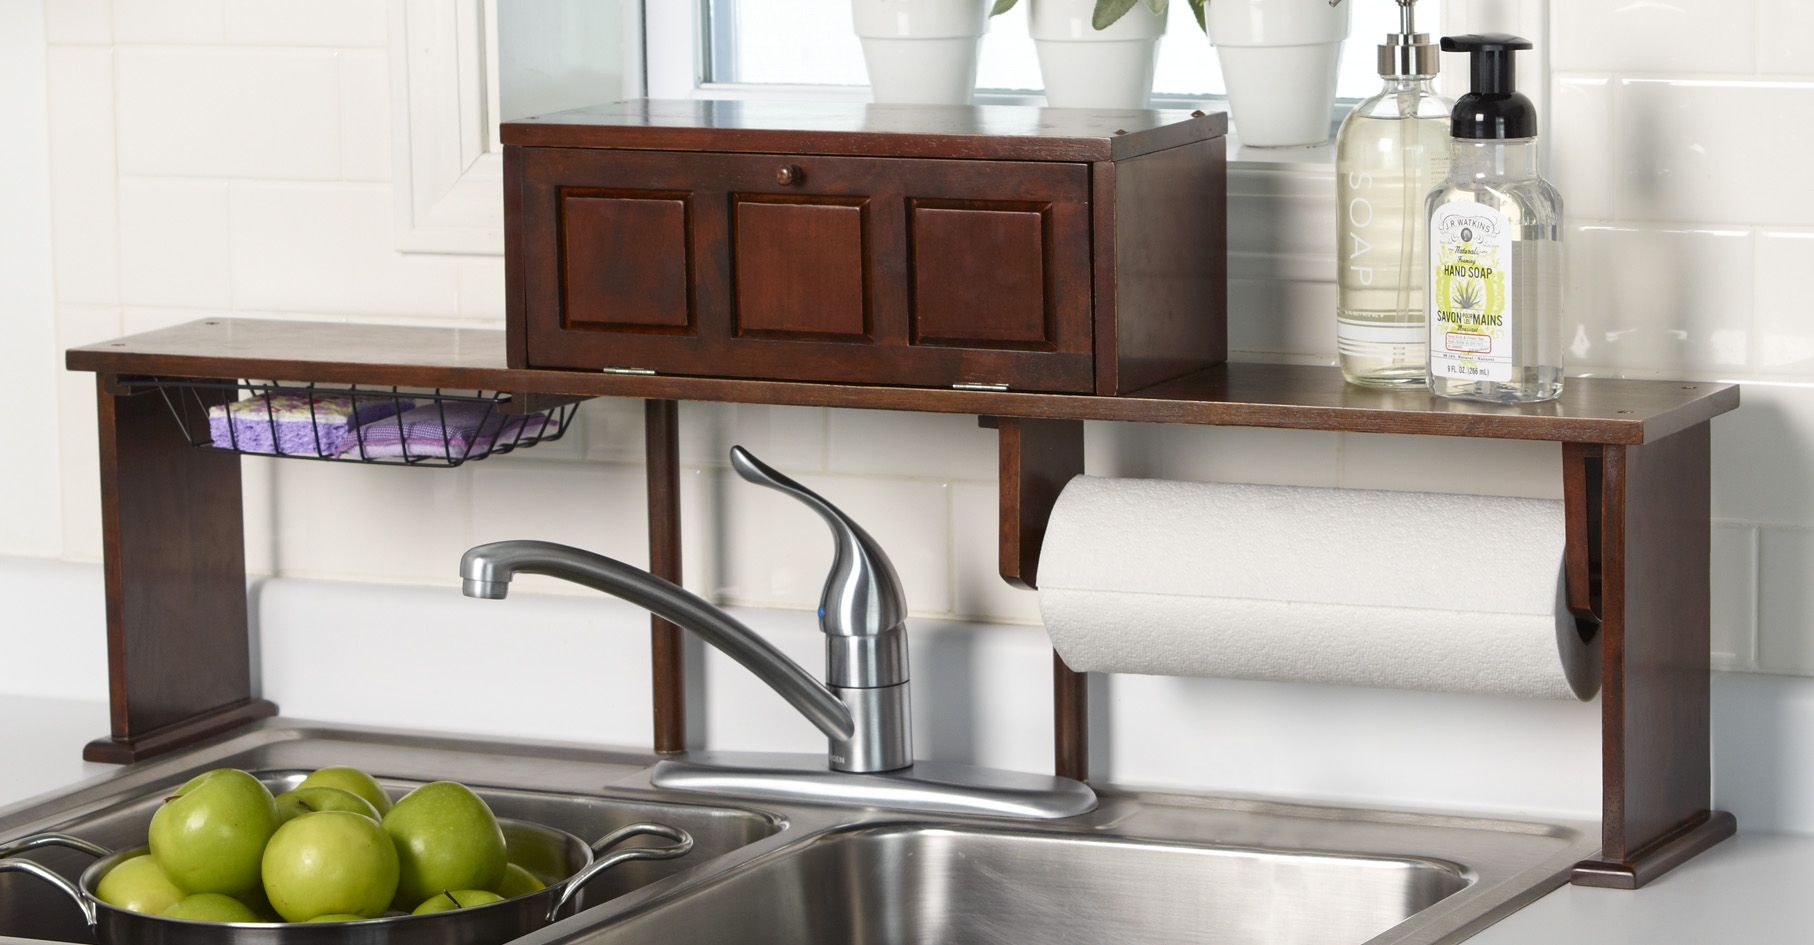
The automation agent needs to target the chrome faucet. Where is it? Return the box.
[461,445,1095,820]
[462,447,911,773]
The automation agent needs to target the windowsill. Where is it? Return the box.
[686,83,1341,173]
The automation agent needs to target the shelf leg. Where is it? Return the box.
[646,399,686,755]
[84,377,275,763]
[1569,424,1735,888]
[992,416,1087,782]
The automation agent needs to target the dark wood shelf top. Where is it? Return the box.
[501,99,1227,162]
[67,319,1738,445]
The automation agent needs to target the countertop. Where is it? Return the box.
[0,694,1806,944]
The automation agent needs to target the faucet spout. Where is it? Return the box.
[460,540,856,743]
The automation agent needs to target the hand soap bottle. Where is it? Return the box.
[1334,0,1449,388]
[1426,34,1564,403]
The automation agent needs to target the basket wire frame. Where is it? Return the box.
[145,378,577,468]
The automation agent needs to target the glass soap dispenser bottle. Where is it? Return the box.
[1334,0,1450,388]
[1426,34,1564,403]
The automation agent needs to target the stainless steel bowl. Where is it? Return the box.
[0,818,692,945]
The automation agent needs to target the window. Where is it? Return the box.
[698,0,1441,103]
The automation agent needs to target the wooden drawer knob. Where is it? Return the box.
[776,164,804,186]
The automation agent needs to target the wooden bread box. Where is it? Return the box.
[501,100,1228,395]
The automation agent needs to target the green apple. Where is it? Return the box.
[382,782,507,907]
[303,914,365,923]
[493,863,545,899]
[275,787,380,824]
[261,811,399,922]
[297,767,392,816]
[411,889,504,914]
[93,854,185,915]
[161,893,258,923]
[148,768,279,897]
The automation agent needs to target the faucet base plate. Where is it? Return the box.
[650,752,1098,821]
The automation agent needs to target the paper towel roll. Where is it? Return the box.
[1037,477,1599,701]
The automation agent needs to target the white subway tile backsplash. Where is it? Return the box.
[44,46,118,305]
[1712,523,1760,672]
[1228,278,1337,359]
[1550,77,1614,222]
[683,403,827,471]
[1161,425,1343,487]
[117,178,232,308]
[43,0,111,44]
[1554,0,1755,74]
[1339,434,1563,499]
[1755,231,1814,374]
[269,460,472,586]
[1713,381,1814,528]
[54,305,122,563]
[226,0,388,47]
[1759,0,1814,76]
[1615,78,1814,227]
[469,462,655,595]
[116,48,340,179]
[112,0,225,44]
[710,471,951,616]
[1083,421,1165,479]
[581,398,647,464]
[1565,225,1753,373]
[228,183,460,316]
[949,482,1042,624]
[338,52,392,182]
[827,408,996,481]
[1757,527,1814,674]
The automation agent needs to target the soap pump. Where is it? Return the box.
[1334,0,1450,388]
[1425,34,1564,403]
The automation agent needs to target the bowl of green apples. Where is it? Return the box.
[0,767,692,945]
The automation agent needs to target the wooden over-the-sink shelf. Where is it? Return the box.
[66,317,1740,891]
[68,318,1736,445]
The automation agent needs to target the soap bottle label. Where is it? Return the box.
[1429,204,1514,382]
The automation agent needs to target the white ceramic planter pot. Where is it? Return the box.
[1206,0,1351,147]
[1031,0,1167,109]
[851,0,990,105]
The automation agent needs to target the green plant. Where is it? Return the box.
[991,0,1210,31]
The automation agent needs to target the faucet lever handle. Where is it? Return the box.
[730,446,908,638]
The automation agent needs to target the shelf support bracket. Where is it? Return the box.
[646,399,687,755]
[989,416,1088,782]
[1566,426,1735,887]
[84,376,276,763]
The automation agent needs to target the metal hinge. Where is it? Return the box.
[951,382,1009,392]
[600,366,657,376]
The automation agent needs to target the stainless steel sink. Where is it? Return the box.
[0,722,779,942]
[0,721,1600,945]
[588,823,1470,945]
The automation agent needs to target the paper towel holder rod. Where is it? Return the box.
[988,419,1732,891]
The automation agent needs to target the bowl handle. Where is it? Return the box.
[0,833,112,860]
[548,822,694,921]
[0,858,98,928]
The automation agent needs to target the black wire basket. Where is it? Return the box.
[142,378,578,467]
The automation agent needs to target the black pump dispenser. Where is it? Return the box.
[1442,34,1536,140]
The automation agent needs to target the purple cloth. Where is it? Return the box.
[208,393,414,456]
[335,401,561,460]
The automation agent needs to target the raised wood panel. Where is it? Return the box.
[911,202,1052,350]
[732,196,870,340]
[561,192,694,331]
[514,146,1096,392]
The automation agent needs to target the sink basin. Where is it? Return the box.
[0,725,779,943]
[0,721,1600,945]
[591,823,1471,945]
